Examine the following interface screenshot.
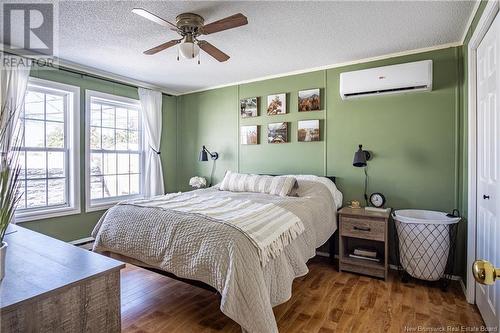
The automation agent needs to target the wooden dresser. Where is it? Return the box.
[0,225,125,332]
[338,207,390,280]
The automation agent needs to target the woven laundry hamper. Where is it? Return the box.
[394,210,460,282]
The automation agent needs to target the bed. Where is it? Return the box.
[91,174,342,333]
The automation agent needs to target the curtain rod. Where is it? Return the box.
[1,50,173,97]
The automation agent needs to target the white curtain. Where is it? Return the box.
[1,56,30,225]
[138,87,164,197]
[1,56,31,151]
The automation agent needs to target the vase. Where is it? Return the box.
[0,241,7,281]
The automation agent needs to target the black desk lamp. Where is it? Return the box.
[199,145,219,186]
[353,144,372,206]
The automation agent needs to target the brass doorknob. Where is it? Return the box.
[473,260,500,285]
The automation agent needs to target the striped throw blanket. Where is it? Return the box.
[122,193,304,266]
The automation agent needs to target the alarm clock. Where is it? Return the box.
[369,192,386,208]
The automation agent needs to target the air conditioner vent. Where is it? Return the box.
[340,60,432,100]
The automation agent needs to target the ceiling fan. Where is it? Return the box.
[132,8,248,63]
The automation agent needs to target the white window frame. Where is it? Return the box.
[85,90,144,212]
[15,77,81,223]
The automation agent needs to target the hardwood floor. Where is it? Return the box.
[121,257,484,333]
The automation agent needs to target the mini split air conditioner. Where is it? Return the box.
[339,60,433,100]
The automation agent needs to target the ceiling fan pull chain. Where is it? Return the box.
[177,47,180,61]
[198,51,201,65]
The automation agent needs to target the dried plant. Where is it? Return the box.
[0,100,23,243]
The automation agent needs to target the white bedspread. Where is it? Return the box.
[126,193,304,266]
[92,176,342,333]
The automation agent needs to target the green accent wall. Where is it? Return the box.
[21,67,177,241]
[176,47,465,273]
[177,87,239,191]
[178,48,461,211]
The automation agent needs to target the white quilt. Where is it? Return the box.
[92,176,342,333]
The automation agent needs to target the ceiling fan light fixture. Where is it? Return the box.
[179,36,200,59]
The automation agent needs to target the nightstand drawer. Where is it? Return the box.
[340,217,385,241]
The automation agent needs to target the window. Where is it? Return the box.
[85,90,143,211]
[15,78,80,222]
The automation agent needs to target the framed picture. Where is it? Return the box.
[240,97,258,118]
[267,122,288,143]
[240,125,259,145]
[298,88,321,111]
[298,120,320,142]
[267,93,287,115]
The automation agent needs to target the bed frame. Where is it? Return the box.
[112,175,338,292]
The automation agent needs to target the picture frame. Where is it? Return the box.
[298,120,320,142]
[240,97,258,118]
[267,122,288,143]
[267,93,287,115]
[298,88,321,111]
[240,125,259,145]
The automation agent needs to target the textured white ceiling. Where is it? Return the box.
[23,1,480,94]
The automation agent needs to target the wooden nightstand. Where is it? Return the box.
[338,207,390,280]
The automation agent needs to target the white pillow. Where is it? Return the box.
[285,174,343,209]
[219,171,298,197]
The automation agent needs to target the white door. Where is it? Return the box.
[476,11,500,330]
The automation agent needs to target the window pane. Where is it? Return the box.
[102,105,115,127]
[90,153,103,175]
[116,129,127,150]
[24,120,44,147]
[102,128,115,150]
[26,179,46,208]
[130,154,139,173]
[46,94,64,122]
[117,154,129,174]
[103,175,117,197]
[116,107,128,129]
[128,109,139,130]
[26,151,46,179]
[25,91,44,119]
[17,180,26,209]
[130,174,139,195]
[90,126,101,149]
[48,152,65,178]
[128,130,138,150]
[48,179,65,206]
[90,176,103,200]
[103,153,116,175]
[13,117,24,148]
[18,151,26,179]
[90,103,101,126]
[117,175,129,196]
[46,121,64,148]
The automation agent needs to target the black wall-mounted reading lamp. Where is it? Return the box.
[352,144,372,206]
[199,145,219,186]
[198,145,219,161]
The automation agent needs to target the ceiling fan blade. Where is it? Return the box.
[144,39,181,55]
[202,13,248,35]
[132,8,177,29]
[198,41,230,62]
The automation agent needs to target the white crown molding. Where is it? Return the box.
[3,40,463,97]
[56,58,181,96]
[0,45,179,96]
[461,0,482,44]
[180,41,462,96]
